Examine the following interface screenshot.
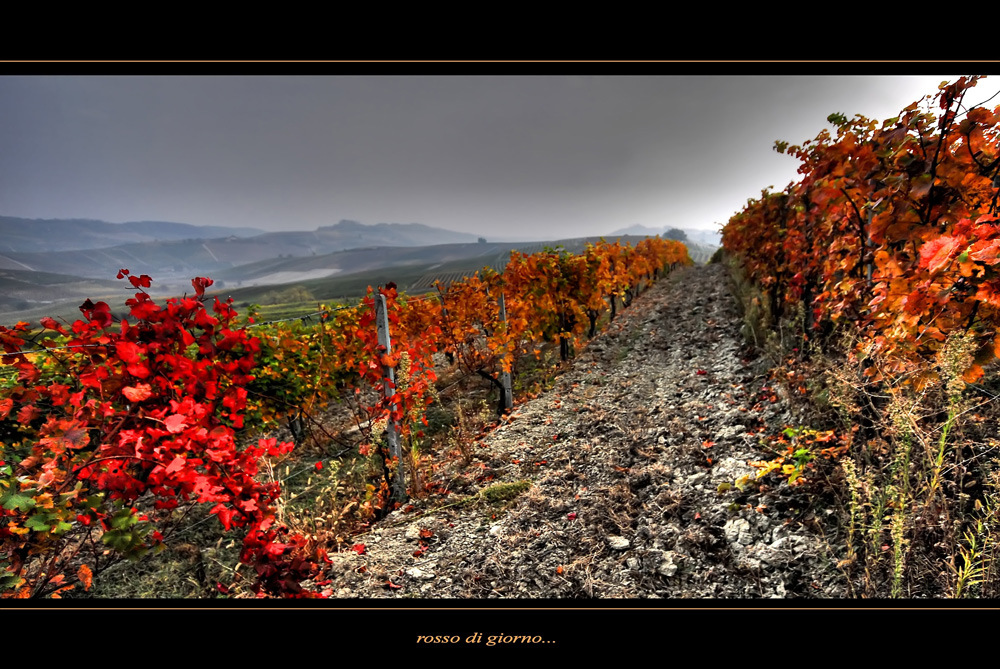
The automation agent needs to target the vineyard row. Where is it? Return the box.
[723,75,1000,387]
[0,237,690,598]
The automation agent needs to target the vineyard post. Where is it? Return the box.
[497,291,513,412]
[375,292,406,503]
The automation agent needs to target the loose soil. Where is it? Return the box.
[318,263,847,598]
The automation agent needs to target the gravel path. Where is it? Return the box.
[319,263,846,599]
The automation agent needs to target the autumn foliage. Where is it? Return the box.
[0,235,690,598]
[0,271,331,597]
[723,75,1000,388]
[434,238,690,401]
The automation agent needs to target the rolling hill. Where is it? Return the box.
[0,216,264,254]
[0,219,486,282]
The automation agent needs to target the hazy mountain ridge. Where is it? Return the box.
[317,220,482,247]
[0,218,488,281]
[0,216,266,254]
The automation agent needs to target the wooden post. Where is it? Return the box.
[497,292,513,412]
[375,292,406,504]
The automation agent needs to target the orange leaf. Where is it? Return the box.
[963,364,984,384]
[51,584,75,598]
[78,564,93,591]
[918,236,962,274]
[970,239,1000,265]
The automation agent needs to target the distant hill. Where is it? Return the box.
[608,224,667,237]
[0,268,122,313]
[0,219,486,281]
[216,235,666,290]
[608,225,721,248]
[213,241,503,287]
[214,234,671,308]
[0,216,265,254]
[316,220,481,247]
[0,233,711,326]
[683,228,723,247]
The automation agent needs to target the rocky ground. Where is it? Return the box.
[317,263,848,599]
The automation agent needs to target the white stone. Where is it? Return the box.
[406,567,435,580]
[608,535,630,551]
[658,552,679,577]
[724,518,752,546]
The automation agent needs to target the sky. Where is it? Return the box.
[3,71,1000,241]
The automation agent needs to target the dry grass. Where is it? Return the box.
[798,330,1000,598]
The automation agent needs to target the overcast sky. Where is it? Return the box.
[3,73,999,240]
